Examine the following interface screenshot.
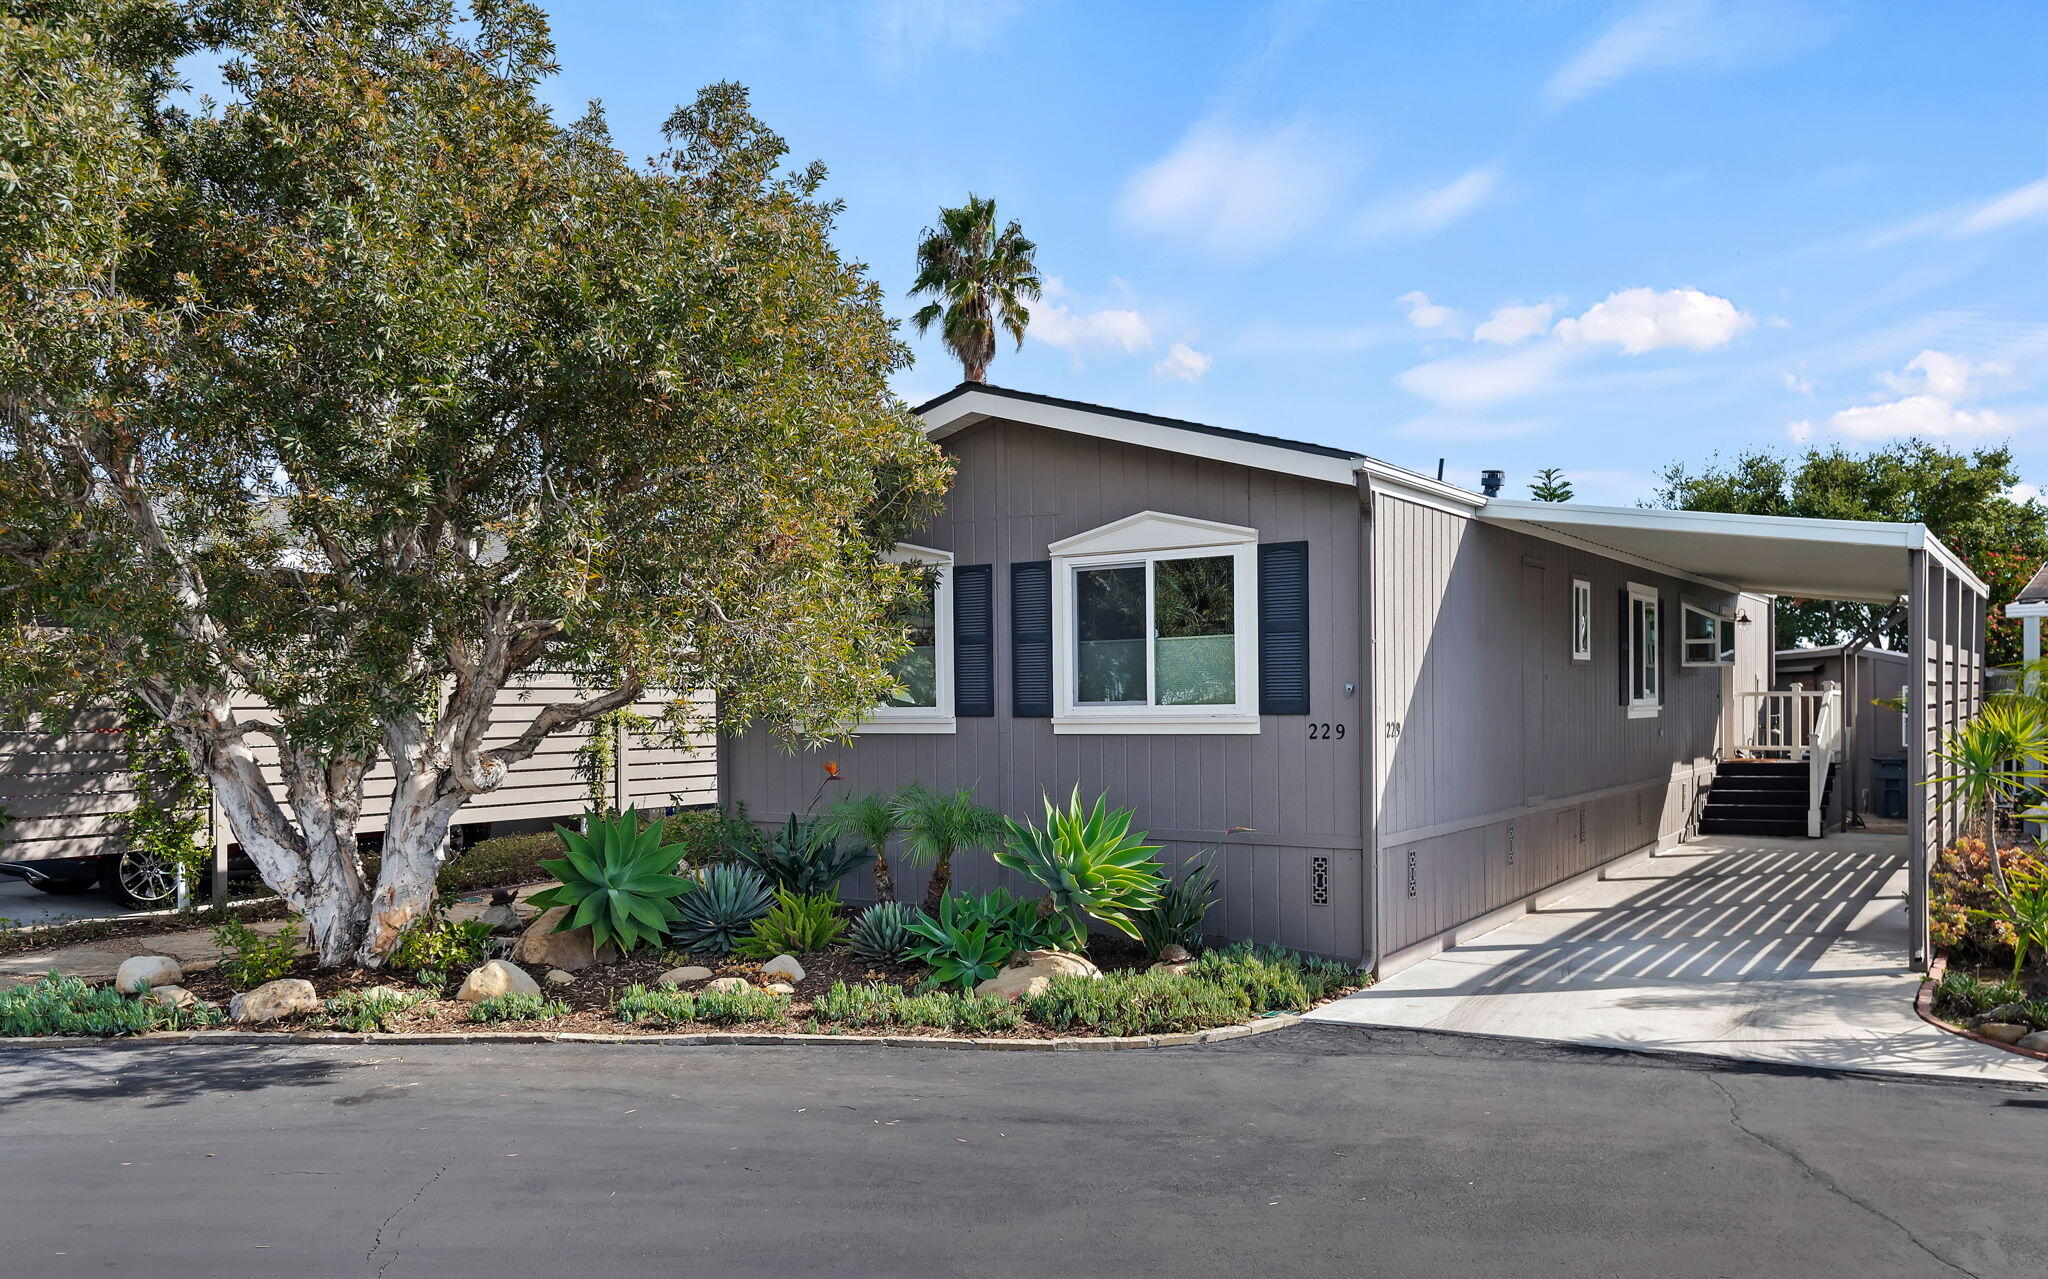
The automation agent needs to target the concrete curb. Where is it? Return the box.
[1914,957,2048,1064]
[0,1013,1303,1053]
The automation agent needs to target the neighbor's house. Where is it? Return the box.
[1772,642,1911,824]
[720,383,1987,974]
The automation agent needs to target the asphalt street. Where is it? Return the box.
[1,1024,2042,1278]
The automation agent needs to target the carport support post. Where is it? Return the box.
[1906,550,1929,970]
[208,782,229,910]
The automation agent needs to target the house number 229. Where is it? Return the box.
[1307,722,1345,740]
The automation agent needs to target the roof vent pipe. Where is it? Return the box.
[1480,469,1505,498]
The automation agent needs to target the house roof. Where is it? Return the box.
[2015,561,2048,605]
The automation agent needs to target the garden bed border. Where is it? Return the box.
[1914,957,2048,1064]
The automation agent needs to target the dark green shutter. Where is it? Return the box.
[953,564,993,717]
[1011,561,1053,717]
[1258,541,1310,715]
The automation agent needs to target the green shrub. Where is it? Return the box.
[437,830,565,894]
[994,788,1165,947]
[732,813,876,895]
[1191,941,1358,1011]
[846,901,918,964]
[736,890,846,959]
[658,808,758,866]
[670,864,776,955]
[905,893,1022,993]
[0,973,224,1038]
[612,982,788,1027]
[415,968,449,992]
[526,809,695,954]
[463,993,569,1024]
[1133,858,1218,957]
[812,981,1023,1033]
[211,915,302,987]
[323,988,425,1033]
[1020,970,1253,1037]
[389,900,500,973]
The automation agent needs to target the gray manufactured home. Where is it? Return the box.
[722,383,1988,974]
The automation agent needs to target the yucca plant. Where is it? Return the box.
[733,813,876,895]
[994,788,1166,949]
[846,900,918,964]
[736,890,848,958]
[1970,866,2048,982]
[669,864,776,956]
[1929,700,2048,894]
[526,809,695,954]
[1133,857,1219,957]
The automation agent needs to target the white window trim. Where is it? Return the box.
[858,543,955,734]
[1680,603,1734,668]
[1570,576,1593,663]
[1627,581,1662,719]
[1049,512,1260,735]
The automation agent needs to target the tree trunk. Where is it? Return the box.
[872,850,895,903]
[921,850,953,914]
[356,763,466,967]
[1989,797,2011,895]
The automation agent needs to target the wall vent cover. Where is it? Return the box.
[1406,848,1418,899]
[1310,855,1331,907]
[1505,823,1516,866]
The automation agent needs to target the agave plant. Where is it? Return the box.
[526,810,694,954]
[669,864,776,956]
[994,788,1166,948]
[732,813,877,896]
[1132,856,1219,958]
[846,900,918,964]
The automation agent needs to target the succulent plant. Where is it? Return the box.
[525,808,695,954]
[846,900,918,964]
[668,864,775,956]
[731,813,877,895]
[994,788,1166,948]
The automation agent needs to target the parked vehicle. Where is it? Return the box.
[0,847,257,910]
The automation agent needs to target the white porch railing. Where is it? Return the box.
[1734,681,1845,837]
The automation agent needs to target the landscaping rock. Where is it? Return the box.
[144,984,197,1010]
[229,978,321,1024]
[1976,1022,2029,1045]
[1976,1002,2029,1026]
[976,949,1101,1002]
[511,907,619,972]
[2018,1031,2048,1053]
[477,901,525,933]
[704,977,751,994]
[545,969,577,987]
[1158,944,1193,964]
[765,981,796,995]
[656,965,713,986]
[114,955,183,996]
[760,954,806,984]
[1147,960,1194,977]
[456,959,541,1003]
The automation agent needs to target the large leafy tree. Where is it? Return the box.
[0,1,949,966]
[1655,440,2046,662]
[907,194,1040,383]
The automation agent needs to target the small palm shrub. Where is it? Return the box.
[669,864,776,955]
[995,788,1166,948]
[847,901,918,964]
[211,915,302,987]
[324,988,425,1033]
[1021,971,1253,1037]
[613,982,789,1027]
[816,790,906,901]
[732,814,876,895]
[894,784,1007,913]
[813,981,1023,1033]
[1133,858,1219,957]
[1,973,224,1038]
[463,993,570,1024]
[526,809,694,954]
[736,890,847,959]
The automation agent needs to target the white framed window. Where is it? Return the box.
[1680,604,1735,668]
[1570,577,1593,662]
[1049,512,1259,735]
[861,543,954,733]
[1627,582,1661,718]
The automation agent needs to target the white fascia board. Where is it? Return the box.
[1359,460,1486,512]
[1915,528,1991,597]
[920,388,1361,487]
[2006,602,2048,618]
[1475,512,1744,597]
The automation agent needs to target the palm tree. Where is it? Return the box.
[892,783,1007,913]
[908,195,1041,383]
[1929,698,2048,894]
[816,789,905,902]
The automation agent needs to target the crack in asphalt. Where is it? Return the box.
[366,1158,452,1278]
[1705,1074,1981,1279]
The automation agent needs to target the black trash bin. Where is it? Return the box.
[1871,755,1908,819]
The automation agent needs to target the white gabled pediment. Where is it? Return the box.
[1048,511,1257,558]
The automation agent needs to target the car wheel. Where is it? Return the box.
[101,849,183,909]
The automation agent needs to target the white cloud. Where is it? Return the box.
[1879,349,2009,401]
[1951,175,2048,238]
[1118,119,1347,254]
[1825,395,2012,440]
[1782,369,1815,395]
[1153,341,1212,383]
[1357,166,1501,239]
[1787,418,1814,444]
[1397,291,1462,334]
[1474,300,1557,347]
[1395,342,1580,411]
[1027,278,1154,359]
[2005,483,2045,505]
[868,0,1022,78]
[1553,287,1753,354]
[1544,0,1836,107]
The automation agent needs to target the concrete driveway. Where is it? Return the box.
[1309,831,2048,1085]
[0,878,126,929]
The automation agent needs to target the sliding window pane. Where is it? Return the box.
[1154,555,1235,706]
[1076,565,1146,703]
[883,573,938,708]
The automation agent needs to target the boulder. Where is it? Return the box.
[1976,1002,2029,1026]
[1148,960,1194,977]
[457,960,541,1002]
[229,978,321,1024]
[1976,1022,2029,1045]
[704,977,751,994]
[114,955,184,996]
[2017,1030,2048,1053]
[511,907,619,972]
[1157,944,1193,964]
[656,965,714,986]
[144,984,197,1010]
[476,902,525,933]
[545,969,577,987]
[764,981,796,996]
[975,949,1101,1003]
[759,954,806,984]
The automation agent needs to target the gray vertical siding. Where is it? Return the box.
[1370,495,1732,960]
[723,418,1369,960]
[1773,647,1909,820]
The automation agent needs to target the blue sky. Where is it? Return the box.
[542,1,2045,502]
